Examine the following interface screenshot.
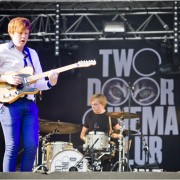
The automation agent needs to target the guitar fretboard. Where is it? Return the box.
[27,63,79,83]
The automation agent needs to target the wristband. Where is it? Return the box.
[47,81,53,88]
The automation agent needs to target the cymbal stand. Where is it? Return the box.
[33,133,42,170]
[138,129,151,172]
[111,125,126,172]
[136,121,160,171]
[33,133,52,173]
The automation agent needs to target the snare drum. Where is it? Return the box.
[45,141,73,169]
[84,131,110,151]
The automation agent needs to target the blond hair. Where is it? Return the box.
[8,17,31,35]
[90,94,107,107]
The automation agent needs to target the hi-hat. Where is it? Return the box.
[39,119,81,134]
[113,129,137,136]
[107,112,140,119]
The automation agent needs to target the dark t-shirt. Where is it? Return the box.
[83,110,118,133]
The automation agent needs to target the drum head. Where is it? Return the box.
[50,149,88,172]
[84,131,110,151]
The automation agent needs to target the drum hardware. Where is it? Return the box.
[33,132,66,173]
[33,134,43,171]
[109,126,137,172]
[95,151,110,160]
[68,154,85,172]
[33,138,75,173]
[68,140,99,172]
[110,125,126,172]
[84,131,121,171]
[33,118,84,174]
[107,82,140,171]
[112,129,137,136]
[92,159,102,171]
[83,137,109,171]
[126,82,135,172]
[136,120,160,172]
[33,133,52,173]
[33,164,49,174]
[86,138,99,171]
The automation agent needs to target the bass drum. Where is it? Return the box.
[45,141,73,170]
[49,149,88,173]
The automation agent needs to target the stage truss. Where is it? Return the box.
[0,1,176,43]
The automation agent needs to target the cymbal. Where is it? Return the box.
[113,129,137,136]
[39,120,81,134]
[107,112,140,119]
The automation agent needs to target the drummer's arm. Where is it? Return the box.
[110,123,123,139]
[80,126,88,142]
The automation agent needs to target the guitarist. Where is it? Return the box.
[0,17,59,172]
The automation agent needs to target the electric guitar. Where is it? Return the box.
[0,60,96,104]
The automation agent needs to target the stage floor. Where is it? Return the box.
[0,172,180,179]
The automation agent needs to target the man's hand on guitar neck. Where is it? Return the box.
[0,74,22,85]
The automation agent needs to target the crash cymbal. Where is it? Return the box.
[107,112,140,119]
[113,129,137,136]
[39,120,81,134]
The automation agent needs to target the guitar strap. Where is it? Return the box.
[23,46,35,72]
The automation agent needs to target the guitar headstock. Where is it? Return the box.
[77,60,96,67]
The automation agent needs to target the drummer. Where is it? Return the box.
[80,93,121,141]
[80,93,122,171]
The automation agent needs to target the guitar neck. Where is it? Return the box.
[27,63,79,83]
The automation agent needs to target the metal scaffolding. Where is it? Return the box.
[0,1,176,42]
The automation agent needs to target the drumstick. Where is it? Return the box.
[109,116,113,135]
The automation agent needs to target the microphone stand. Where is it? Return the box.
[136,121,160,171]
[126,82,134,171]
[141,132,150,171]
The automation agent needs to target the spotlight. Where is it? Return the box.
[103,22,125,33]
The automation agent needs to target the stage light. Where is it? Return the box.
[55,3,60,56]
[103,22,125,33]
[158,1,180,75]
[173,1,179,55]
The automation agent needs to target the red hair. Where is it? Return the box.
[8,17,31,35]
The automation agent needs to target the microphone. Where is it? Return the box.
[128,82,135,94]
[132,84,135,94]
[94,122,99,135]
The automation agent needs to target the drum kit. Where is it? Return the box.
[34,112,140,173]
